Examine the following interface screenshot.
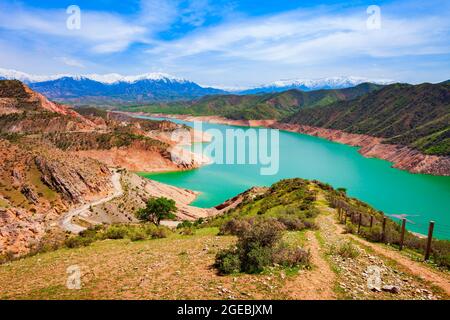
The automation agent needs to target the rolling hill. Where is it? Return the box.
[286,82,450,156]
[121,83,384,120]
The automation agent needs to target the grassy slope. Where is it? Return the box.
[286,82,450,156]
[119,83,383,121]
[0,228,303,300]
[1,178,448,300]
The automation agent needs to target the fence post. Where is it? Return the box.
[424,221,435,261]
[399,218,406,251]
[358,213,362,234]
[370,216,374,229]
[344,210,348,224]
[338,206,341,221]
[382,216,387,242]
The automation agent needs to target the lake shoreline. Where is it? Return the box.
[125,112,450,177]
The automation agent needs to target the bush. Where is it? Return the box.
[277,216,305,231]
[272,244,310,268]
[219,218,252,236]
[102,225,129,240]
[128,229,147,241]
[144,225,169,239]
[337,241,360,259]
[241,243,273,273]
[180,227,194,236]
[177,220,193,229]
[360,226,383,242]
[239,219,285,249]
[65,236,94,248]
[343,224,356,234]
[431,240,450,269]
[215,218,310,274]
[214,248,241,275]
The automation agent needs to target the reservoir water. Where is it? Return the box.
[139,117,450,239]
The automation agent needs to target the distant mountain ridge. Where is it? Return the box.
[239,76,394,94]
[0,68,225,103]
[0,68,397,103]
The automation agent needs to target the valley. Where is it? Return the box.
[0,79,449,301]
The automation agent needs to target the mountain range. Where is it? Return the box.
[120,83,384,120]
[239,76,394,94]
[0,68,393,103]
[286,81,450,156]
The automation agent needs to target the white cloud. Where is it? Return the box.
[55,57,86,68]
[0,0,448,85]
[148,6,450,65]
[0,2,151,54]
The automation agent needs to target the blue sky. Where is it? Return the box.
[0,0,449,87]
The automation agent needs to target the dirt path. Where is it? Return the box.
[318,193,450,298]
[346,233,450,296]
[282,231,337,300]
[59,170,124,234]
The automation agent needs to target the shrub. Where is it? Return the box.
[102,225,129,240]
[145,226,169,239]
[431,240,450,269]
[177,220,193,229]
[360,226,383,242]
[337,241,360,259]
[239,219,285,249]
[65,236,93,248]
[180,227,194,236]
[241,243,273,273]
[343,224,356,234]
[277,216,305,231]
[272,244,311,268]
[303,220,318,230]
[219,218,252,236]
[215,218,310,274]
[128,229,147,241]
[214,248,241,275]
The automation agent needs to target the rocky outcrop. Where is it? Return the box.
[0,207,47,256]
[0,138,113,257]
[34,154,112,203]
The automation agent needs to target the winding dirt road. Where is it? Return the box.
[60,170,124,234]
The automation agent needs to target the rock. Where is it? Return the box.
[382,285,400,294]
[20,185,39,204]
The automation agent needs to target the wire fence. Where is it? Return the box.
[329,196,449,264]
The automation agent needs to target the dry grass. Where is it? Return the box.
[0,228,306,300]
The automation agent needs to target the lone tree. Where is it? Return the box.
[136,197,177,225]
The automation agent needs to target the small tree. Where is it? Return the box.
[136,197,177,225]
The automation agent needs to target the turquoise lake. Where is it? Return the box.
[139,117,450,239]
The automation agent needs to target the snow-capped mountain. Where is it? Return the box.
[0,68,224,103]
[0,68,395,103]
[0,68,188,85]
[239,76,395,94]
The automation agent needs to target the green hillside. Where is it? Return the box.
[286,82,450,156]
[119,83,383,120]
